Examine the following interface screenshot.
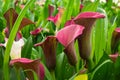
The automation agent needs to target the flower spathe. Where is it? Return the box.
[74,12,105,60]
[1,38,24,59]
[48,5,55,17]
[10,58,45,80]
[56,24,84,65]
[47,7,64,26]
[4,8,34,40]
[34,36,57,70]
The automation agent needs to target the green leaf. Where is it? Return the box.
[61,54,75,80]
[82,1,99,12]
[72,0,80,16]
[94,8,108,63]
[107,16,117,54]
[55,52,64,80]
[114,56,120,80]
[90,53,113,80]
[21,36,33,58]
[90,59,113,80]
[61,0,74,28]
[44,64,53,80]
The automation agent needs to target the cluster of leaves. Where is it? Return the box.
[0,0,120,80]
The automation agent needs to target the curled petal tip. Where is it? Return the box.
[74,12,105,20]
[56,24,84,47]
[10,58,45,80]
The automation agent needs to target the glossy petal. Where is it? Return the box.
[10,58,45,80]
[30,27,43,35]
[34,36,57,70]
[74,12,105,59]
[57,24,84,47]
[56,24,84,65]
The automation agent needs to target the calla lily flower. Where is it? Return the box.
[34,36,57,70]
[4,8,34,40]
[3,38,24,59]
[30,27,43,35]
[47,7,64,26]
[109,53,119,62]
[48,5,55,17]
[1,8,34,59]
[0,38,24,59]
[74,12,105,60]
[10,58,45,80]
[111,27,120,52]
[56,24,84,66]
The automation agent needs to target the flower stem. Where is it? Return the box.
[50,70,56,80]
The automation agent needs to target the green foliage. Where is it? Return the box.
[0,0,120,80]
[114,56,120,80]
[21,36,33,58]
[90,53,113,80]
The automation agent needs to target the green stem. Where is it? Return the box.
[2,0,11,13]
[3,0,35,80]
[16,68,20,80]
[50,70,56,80]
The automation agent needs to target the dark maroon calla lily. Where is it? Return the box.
[34,36,57,70]
[48,5,55,17]
[10,58,45,80]
[56,24,84,66]
[4,8,34,40]
[74,12,105,60]
[111,27,120,52]
[30,27,43,35]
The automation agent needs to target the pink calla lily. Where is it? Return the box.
[56,24,84,65]
[109,53,120,62]
[47,7,64,26]
[10,58,45,80]
[30,27,43,35]
[74,12,105,60]
[34,36,57,70]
